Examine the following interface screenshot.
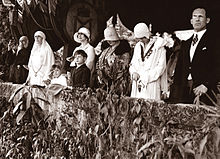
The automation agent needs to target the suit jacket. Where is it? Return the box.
[70,64,90,88]
[170,30,218,104]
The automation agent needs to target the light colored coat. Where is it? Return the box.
[129,38,167,100]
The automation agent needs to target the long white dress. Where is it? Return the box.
[129,37,167,100]
[27,32,55,86]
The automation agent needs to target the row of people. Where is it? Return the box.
[62,7,220,105]
[0,36,30,83]
[1,7,219,106]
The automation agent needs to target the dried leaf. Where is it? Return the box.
[34,97,50,105]
[137,137,155,154]
[133,117,142,125]
[199,135,208,156]
[141,132,148,142]
[5,149,13,158]
[214,127,220,152]
[178,144,186,159]
[16,110,26,124]
[168,145,175,159]
[95,152,101,159]
[0,109,10,121]
[8,84,25,102]
[13,101,23,114]
[26,92,31,110]
[136,104,141,114]
[95,125,99,134]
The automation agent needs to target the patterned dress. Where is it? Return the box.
[97,40,131,95]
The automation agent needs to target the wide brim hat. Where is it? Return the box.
[134,23,151,39]
[104,26,120,41]
[73,27,91,43]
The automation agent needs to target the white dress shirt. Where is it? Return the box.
[188,29,206,80]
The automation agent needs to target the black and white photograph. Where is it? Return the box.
[0,0,220,158]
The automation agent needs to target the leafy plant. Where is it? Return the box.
[1,84,220,158]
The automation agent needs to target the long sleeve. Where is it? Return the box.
[129,43,141,76]
[139,47,166,84]
[40,48,55,80]
[85,46,95,71]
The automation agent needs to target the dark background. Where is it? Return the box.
[107,0,220,34]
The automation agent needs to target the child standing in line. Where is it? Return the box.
[69,50,90,88]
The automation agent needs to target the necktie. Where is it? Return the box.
[140,45,145,62]
[192,34,198,46]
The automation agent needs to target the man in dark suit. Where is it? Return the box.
[169,7,218,105]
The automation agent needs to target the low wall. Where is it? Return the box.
[0,83,219,158]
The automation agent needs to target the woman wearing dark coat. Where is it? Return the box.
[8,36,30,84]
[96,27,131,95]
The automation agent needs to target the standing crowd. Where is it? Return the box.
[0,7,219,106]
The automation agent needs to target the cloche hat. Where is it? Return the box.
[104,26,120,41]
[73,27,90,43]
[134,23,151,39]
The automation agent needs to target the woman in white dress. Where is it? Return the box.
[26,31,55,86]
[67,27,95,87]
[129,23,167,100]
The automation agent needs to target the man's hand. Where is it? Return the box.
[193,84,208,96]
[132,72,140,81]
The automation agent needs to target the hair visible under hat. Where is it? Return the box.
[74,49,88,58]
[73,27,91,43]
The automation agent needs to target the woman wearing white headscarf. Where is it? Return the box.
[26,31,55,86]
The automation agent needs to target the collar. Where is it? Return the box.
[76,63,85,69]
[193,29,206,41]
[79,43,90,50]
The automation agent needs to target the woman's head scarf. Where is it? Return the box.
[28,31,55,83]
[17,36,29,54]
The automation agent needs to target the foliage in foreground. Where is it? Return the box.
[0,85,220,158]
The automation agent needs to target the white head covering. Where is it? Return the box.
[73,27,91,43]
[134,23,151,39]
[104,27,120,41]
[28,31,55,86]
[17,36,29,54]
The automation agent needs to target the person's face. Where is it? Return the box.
[74,54,86,65]
[77,33,88,42]
[53,67,61,78]
[34,35,43,45]
[19,38,28,48]
[190,8,210,32]
[136,37,149,44]
[107,40,119,46]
